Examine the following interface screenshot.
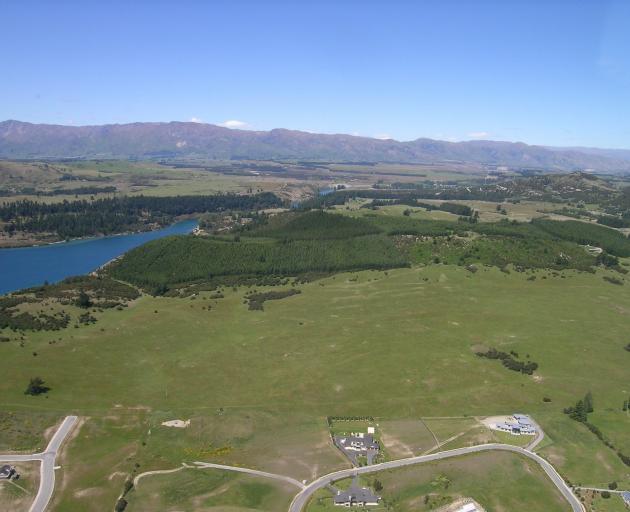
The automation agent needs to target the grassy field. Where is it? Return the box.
[4,159,486,207]
[128,469,296,512]
[334,198,608,224]
[0,159,316,215]
[306,451,573,511]
[1,263,630,509]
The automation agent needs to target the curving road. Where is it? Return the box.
[288,443,584,512]
[0,415,77,512]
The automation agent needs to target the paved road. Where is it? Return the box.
[0,415,78,512]
[193,461,306,489]
[288,443,584,512]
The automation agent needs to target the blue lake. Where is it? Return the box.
[0,219,198,295]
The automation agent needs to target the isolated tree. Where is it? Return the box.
[584,391,594,414]
[373,479,383,492]
[25,377,50,396]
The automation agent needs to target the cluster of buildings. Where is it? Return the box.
[494,414,537,436]
[333,476,381,507]
[330,426,382,506]
[334,426,380,466]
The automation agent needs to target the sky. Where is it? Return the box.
[1,0,630,148]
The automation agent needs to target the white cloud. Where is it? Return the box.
[189,117,203,123]
[374,133,392,140]
[219,119,248,129]
[467,131,489,138]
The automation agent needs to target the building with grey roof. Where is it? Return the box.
[621,491,630,507]
[494,414,537,436]
[333,477,380,507]
[334,432,380,465]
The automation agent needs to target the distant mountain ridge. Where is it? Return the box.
[1,120,629,173]
[546,145,630,163]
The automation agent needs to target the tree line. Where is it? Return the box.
[564,392,630,467]
[1,192,284,238]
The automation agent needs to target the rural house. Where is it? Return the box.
[333,477,381,507]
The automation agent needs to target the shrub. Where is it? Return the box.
[25,377,50,396]
[245,289,301,311]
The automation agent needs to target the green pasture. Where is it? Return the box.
[1,264,630,508]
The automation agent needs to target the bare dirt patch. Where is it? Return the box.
[161,419,190,428]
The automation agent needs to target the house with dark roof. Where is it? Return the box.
[333,477,381,507]
[0,465,16,479]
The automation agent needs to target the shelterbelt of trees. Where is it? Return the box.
[0,192,284,239]
[107,209,630,293]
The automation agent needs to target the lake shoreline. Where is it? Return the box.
[0,219,198,296]
[0,214,199,250]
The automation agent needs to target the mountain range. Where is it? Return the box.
[1,120,629,173]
